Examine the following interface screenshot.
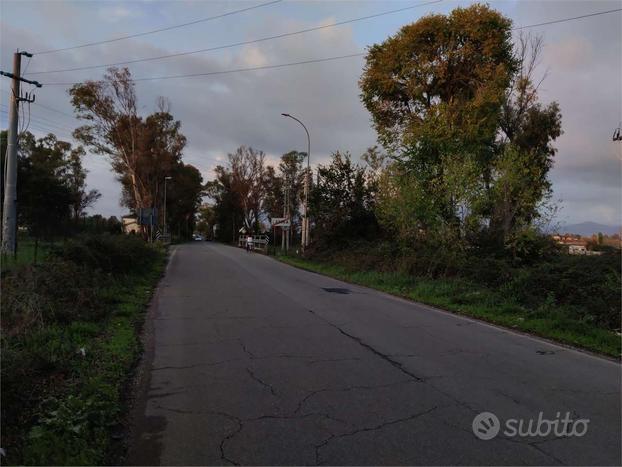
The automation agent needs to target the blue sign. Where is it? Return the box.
[138,208,158,226]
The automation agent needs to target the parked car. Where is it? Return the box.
[192,234,205,241]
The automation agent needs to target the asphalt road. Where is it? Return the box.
[127,242,621,466]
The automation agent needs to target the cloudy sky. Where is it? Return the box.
[1,0,620,226]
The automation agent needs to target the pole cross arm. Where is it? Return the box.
[0,70,42,87]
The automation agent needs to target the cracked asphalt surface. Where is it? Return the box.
[127,242,621,466]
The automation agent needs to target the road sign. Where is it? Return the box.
[270,217,287,225]
[138,208,158,225]
[273,221,291,228]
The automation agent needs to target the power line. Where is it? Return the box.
[33,0,282,55]
[29,5,621,87]
[32,101,76,120]
[41,52,367,86]
[26,0,444,75]
[1,104,74,130]
[27,112,75,132]
[512,7,621,30]
[0,111,66,135]
[27,123,74,139]
[26,0,622,86]
[0,108,74,133]
[1,102,63,123]
[0,89,76,119]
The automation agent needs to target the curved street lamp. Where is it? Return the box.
[281,113,311,251]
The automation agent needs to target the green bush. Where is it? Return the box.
[1,261,105,337]
[307,239,621,332]
[462,255,514,287]
[51,234,160,274]
[1,233,164,465]
[506,229,562,264]
[24,395,110,465]
[501,254,621,330]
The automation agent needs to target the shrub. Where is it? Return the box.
[499,254,621,330]
[306,239,621,332]
[24,395,110,465]
[506,229,561,264]
[51,234,160,274]
[1,261,105,338]
[0,233,164,465]
[462,255,514,287]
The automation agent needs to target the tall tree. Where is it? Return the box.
[195,204,216,239]
[262,165,284,221]
[311,151,378,246]
[278,150,305,225]
[490,34,562,244]
[205,165,243,242]
[65,145,101,220]
[360,5,561,251]
[360,4,515,153]
[70,68,193,239]
[70,68,147,209]
[228,146,266,232]
[360,4,516,232]
[118,105,186,218]
[13,132,78,239]
[166,163,203,239]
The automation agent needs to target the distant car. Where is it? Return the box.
[192,234,205,241]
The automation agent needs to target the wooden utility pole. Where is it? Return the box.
[1,53,22,255]
[1,51,40,255]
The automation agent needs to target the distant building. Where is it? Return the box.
[568,244,587,255]
[122,216,139,234]
[552,234,602,255]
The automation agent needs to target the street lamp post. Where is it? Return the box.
[281,113,310,252]
[163,176,172,238]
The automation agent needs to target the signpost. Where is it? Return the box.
[138,208,158,226]
[271,217,291,251]
[138,208,158,243]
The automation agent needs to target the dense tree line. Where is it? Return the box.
[359,5,562,256]
[1,130,103,241]
[1,67,204,243]
[69,68,204,239]
[205,146,306,242]
[206,5,564,264]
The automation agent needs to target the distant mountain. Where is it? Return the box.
[556,222,620,236]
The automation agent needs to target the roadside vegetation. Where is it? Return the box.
[1,234,165,465]
[1,59,204,465]
[279,244,620,357]
[205,5,621,358]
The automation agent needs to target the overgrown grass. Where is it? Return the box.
[278,255,621,358]
[1,235,166,465]
[0,238,51,271]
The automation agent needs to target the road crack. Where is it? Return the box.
[306,309,425,382]
[246,367,278,396]
[314,406,439,464]
[294,379,414,414]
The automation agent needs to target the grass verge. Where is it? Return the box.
[277,255,621,358]
[0,238,51,272]
[1,244,166,465]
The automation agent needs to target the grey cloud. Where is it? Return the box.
[1,0,620,225]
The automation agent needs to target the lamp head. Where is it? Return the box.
[281,113,290,117]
